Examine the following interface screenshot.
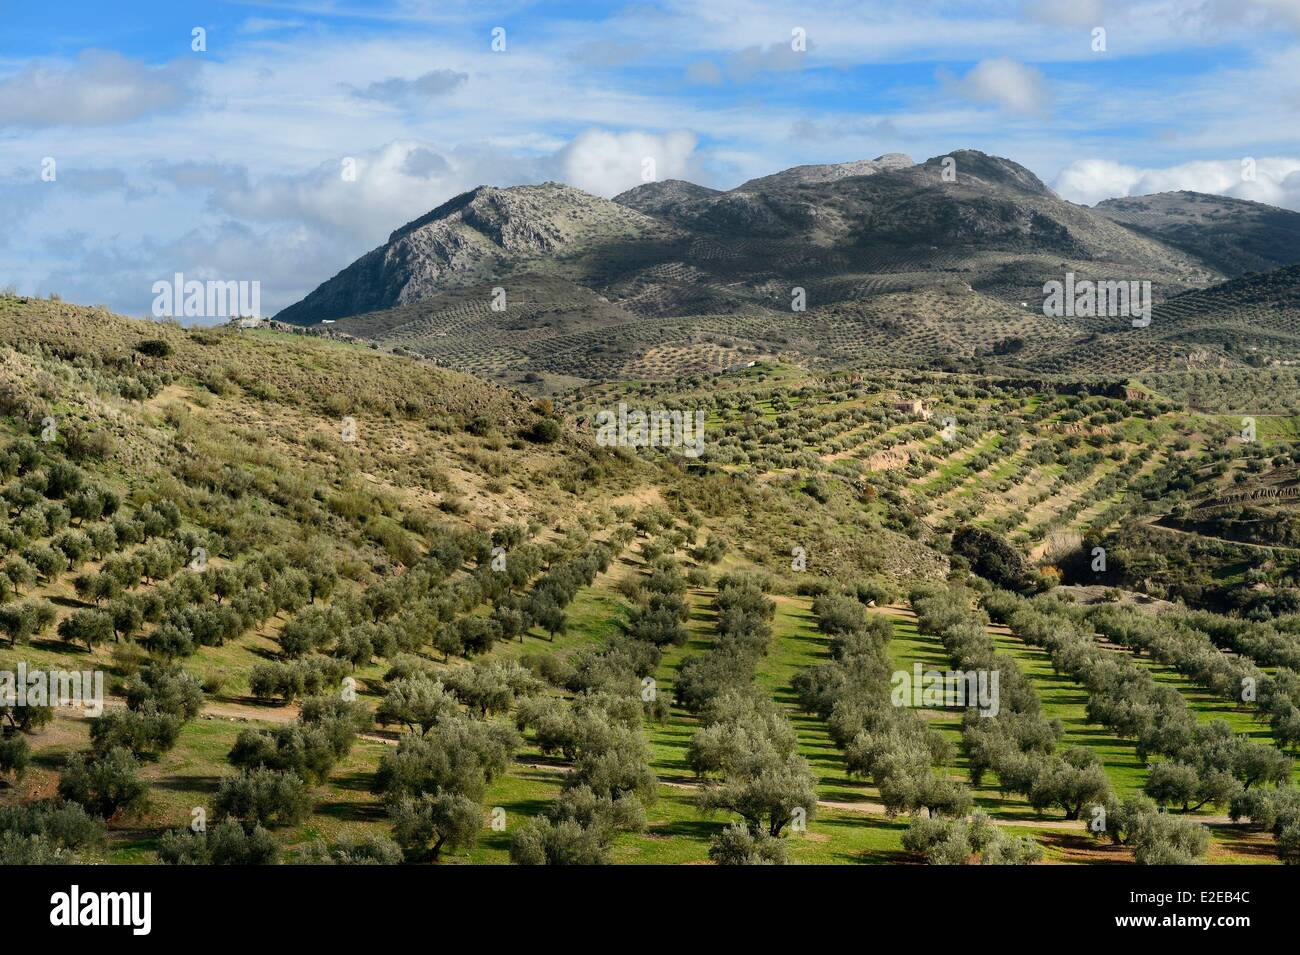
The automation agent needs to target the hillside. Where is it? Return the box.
[5,295,1300,869]
[1094,191,1300,277]
[0,295,642,594]
[1019,264,1300,379]
[288,260,1300,395]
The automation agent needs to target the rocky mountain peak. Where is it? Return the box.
[734,153,915,192]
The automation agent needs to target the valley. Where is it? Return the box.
[6,250,1300,864]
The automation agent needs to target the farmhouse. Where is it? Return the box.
[892,399,932,420]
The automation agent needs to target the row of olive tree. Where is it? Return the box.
[984,590,1291,861]
[912,585,1111,824]
[686,574,815,865]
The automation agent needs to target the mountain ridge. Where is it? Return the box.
[273,150,1300,387]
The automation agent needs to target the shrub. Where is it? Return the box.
[524,419,562,444]
[159,821,279,865]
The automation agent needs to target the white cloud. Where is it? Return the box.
[947,57,1051,116]
[31,218,343,323]
[1054,156,1300,209]
[1206,0,1300,30]
[150,161,249,193]
[350,69,469,104]
[402,147,450,178]
[1053,159,1148,206]
[686,60,726,86]
[1255,0,1300,28]
[0,51,197,128]
[207,141,477,239]
[556,129,701,197]
[686,41,810,85]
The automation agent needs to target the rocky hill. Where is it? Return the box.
[1094,191,1300,277]
[730,152,914,191]
[274,182,667,325]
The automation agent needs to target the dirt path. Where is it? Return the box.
[1143,519,1300,554]
[200,699,299,724]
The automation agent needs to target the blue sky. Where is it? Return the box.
[2,0,1299,318]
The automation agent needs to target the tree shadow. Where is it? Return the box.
[150,774,223,795]
[314,799,386,823]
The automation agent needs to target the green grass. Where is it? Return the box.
[1212,414,1300,443]
[754,595,861,801]
[986,627,1148,797]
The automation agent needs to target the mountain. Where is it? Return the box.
[275,150,1300,386]
[1093,191,1300,277]
[274,182,666,325]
